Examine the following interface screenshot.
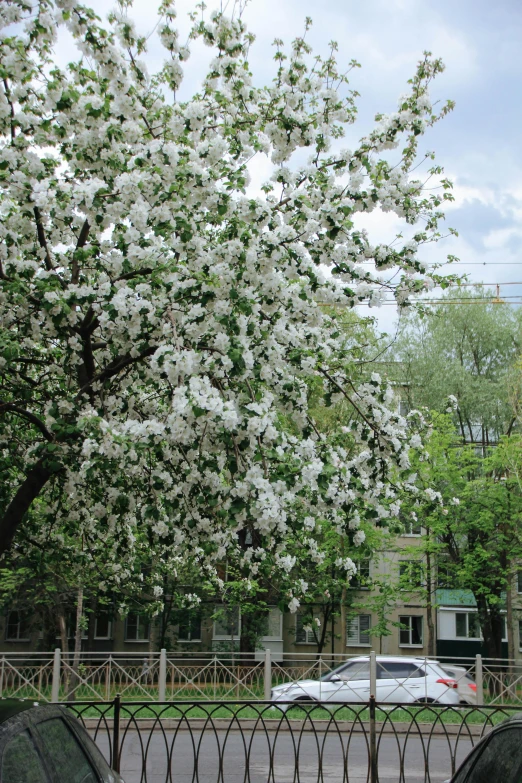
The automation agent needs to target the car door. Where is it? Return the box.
[332,660,371,703]
[450,725,522,783]
[1,728,52,783]
[376,661,425,703]
[34,716,101,783]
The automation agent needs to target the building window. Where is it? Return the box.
[5,611,30,641]
[94,613,113,640]
[213,606,240,639]
[176,610,202,642]
[518,620,522,650]
[399,561,424,590]
[124,613,150,642]
[399,615,423,647]
[55,614,88,641]
[399,399,410,417]
[404,519,422,536]
[350,559,371,590]
[517,572,522,594]
[263,607,283,640]
[437,557,453,589]
[455,612,480,639]
[347,614,371,646]
[295,614,319,644]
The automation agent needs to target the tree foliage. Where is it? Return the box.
[0,0,455,603]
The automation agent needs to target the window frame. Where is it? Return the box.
[5,610,30,642]
[263,606,283,641]
[295,614,319,645]
[124,613,150,642]
[176,610,202,643]
[403,519,422,536]
[455,611,481,640]
[399,615,424,647]
[93,613,113,641]
[399,561,425,591]
[346,614,372,647]
[350,559,371,590]
[212,606,241,641]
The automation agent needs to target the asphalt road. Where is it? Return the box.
[93,730,475,783]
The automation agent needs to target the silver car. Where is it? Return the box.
[271,655,461,709]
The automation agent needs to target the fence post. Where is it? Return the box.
[475,654,484,705]
[369,695,378,783]
[159,648,167,702]
[369,651,377,699]
[264,649,272,701]
[51,648,61,703]
[0,656,4,698]
[112,694,121,774]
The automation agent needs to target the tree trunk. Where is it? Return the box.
[0,459,54,557]
[425,529,436,657]
[68,586,84,701]
[239,609,259,661]
[57,609,69,698]
[507,572,514,658]
[476,596,503,698]
[86,597,96,653]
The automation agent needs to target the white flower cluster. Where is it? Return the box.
[0,2,454,605]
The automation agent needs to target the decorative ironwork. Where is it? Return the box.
[2,651,522,705]
[66,697,522,783]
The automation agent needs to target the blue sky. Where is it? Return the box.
[57,0,522,332]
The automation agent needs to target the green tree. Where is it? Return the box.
[401,413,522,660]
[395,291,522,446]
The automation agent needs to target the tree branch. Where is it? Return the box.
[0,458,56,558]
[71,219,91,284]
[0,403,54,441]
[33,206,55,272]
[33,207,66,290]
[0,260,12,282]
[115,268,153,282]
[2,78,16,141]
[76,345,157,398]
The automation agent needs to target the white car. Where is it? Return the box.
[271,655,461,709]
[440,664,477,705]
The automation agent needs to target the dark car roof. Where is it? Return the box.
[0,699,39,726]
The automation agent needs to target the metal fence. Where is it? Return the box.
[67,696,522,783]
[2,649,522,705]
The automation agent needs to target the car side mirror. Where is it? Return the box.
[329,674,342,682]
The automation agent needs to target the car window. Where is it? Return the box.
[340,662,370,681]
[453,727,522,783]
[68,721,116,783]
[37,718,99,783]
[325,661,356,680]
[2,729,50,783]
[451,744,482,783]
[377,662,424,679]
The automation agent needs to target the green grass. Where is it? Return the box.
[64,701,519,728]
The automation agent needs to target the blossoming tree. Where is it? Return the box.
[0,0,455,604]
